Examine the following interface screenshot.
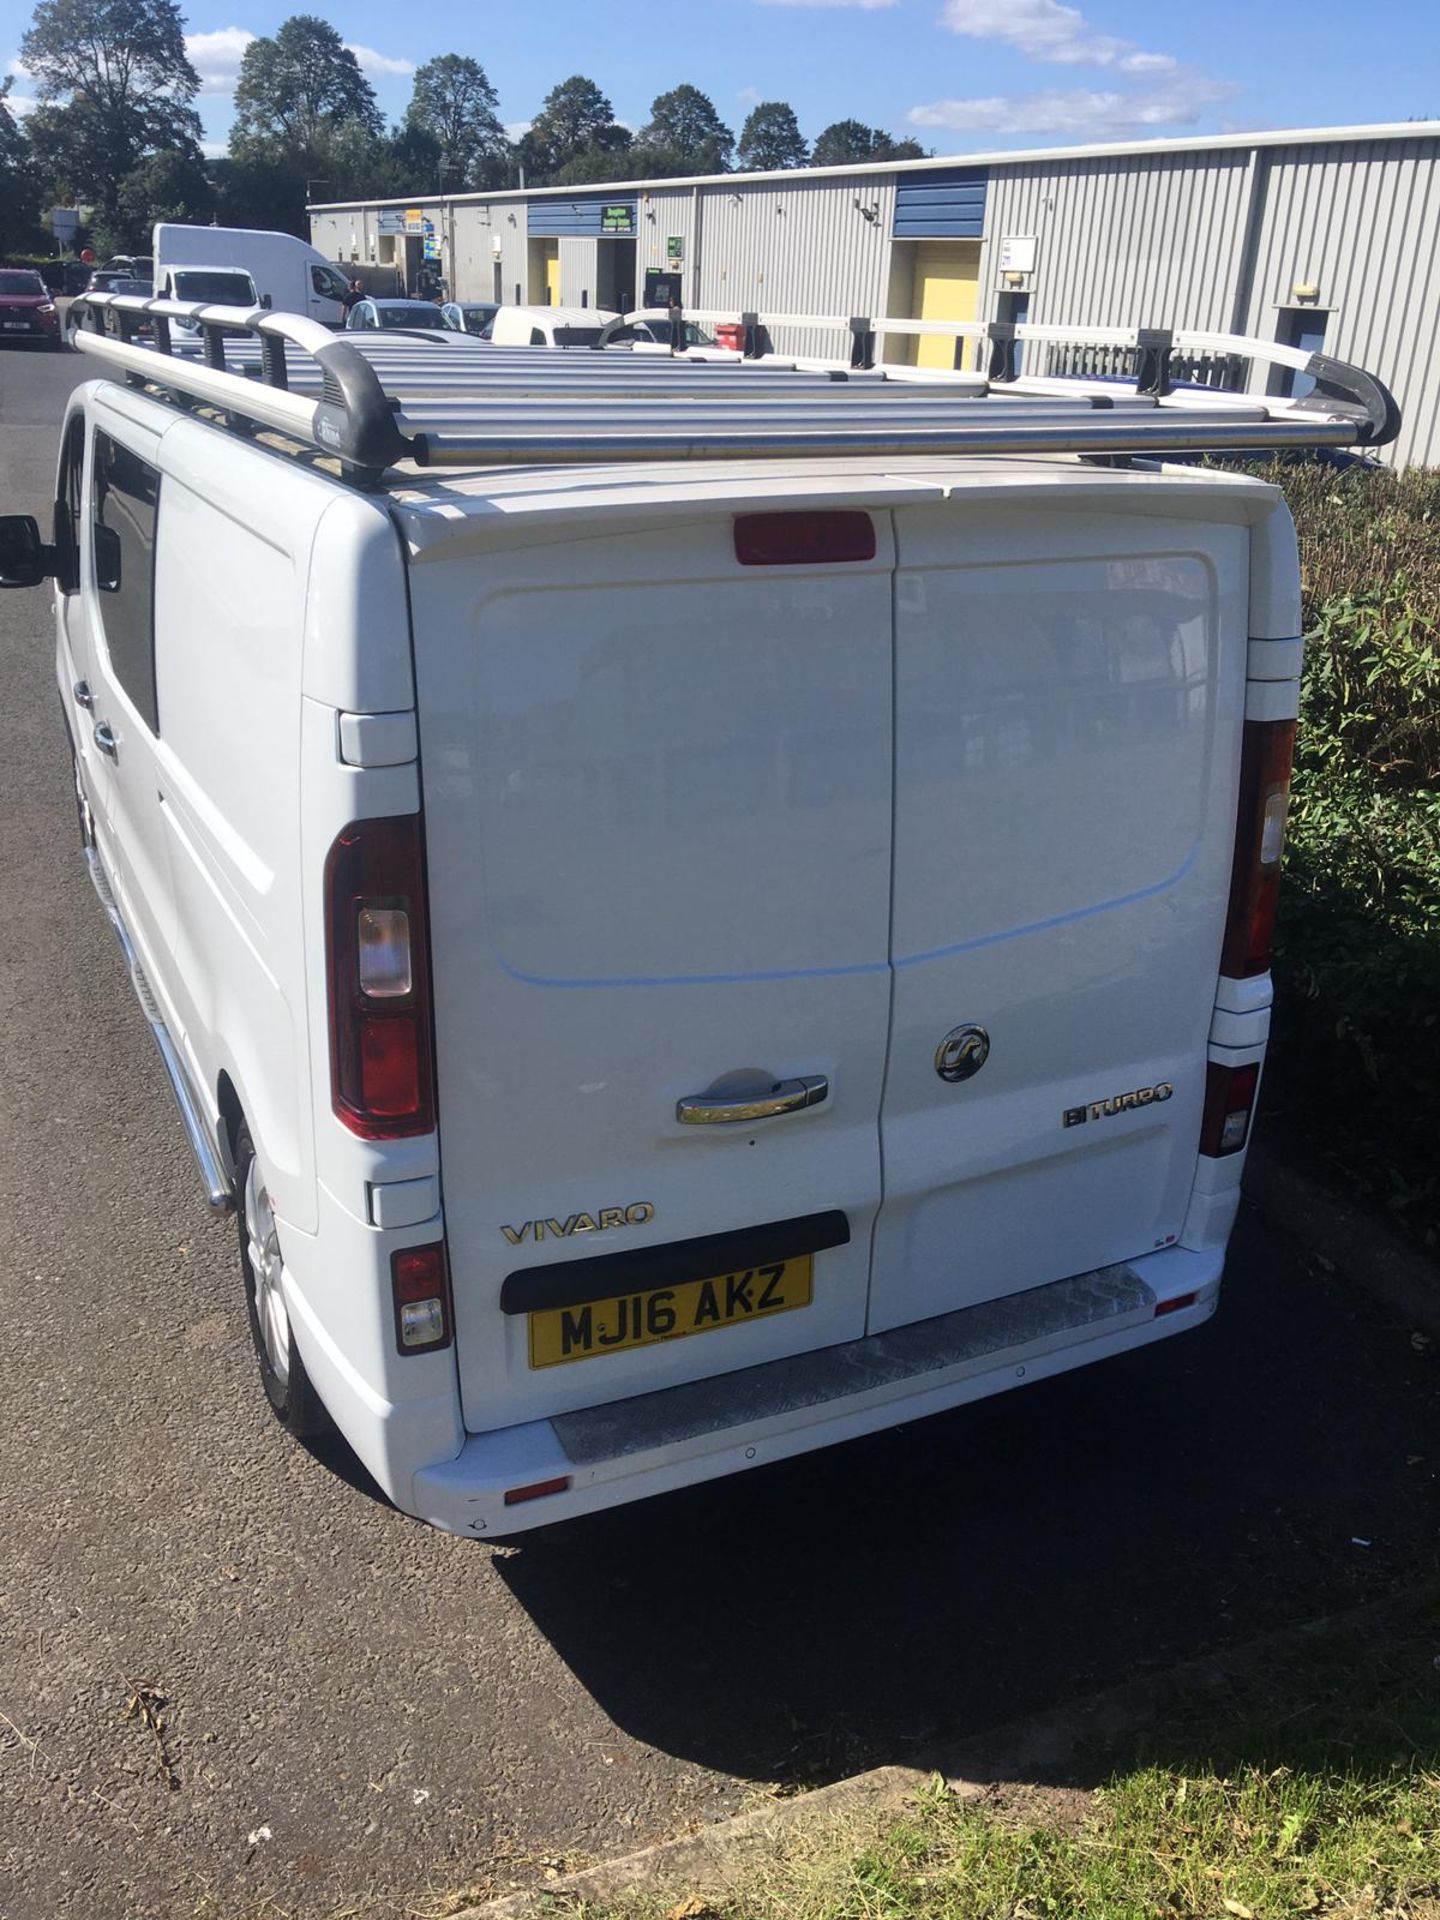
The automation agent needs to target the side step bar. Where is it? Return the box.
[84,846,235,1216]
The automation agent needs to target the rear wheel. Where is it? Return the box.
[236,1123,330,1437]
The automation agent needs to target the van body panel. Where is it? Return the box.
[869,506,1249,1330]
[409,516,897,1432]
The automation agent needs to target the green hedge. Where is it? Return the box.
[1258,461,1440,1239]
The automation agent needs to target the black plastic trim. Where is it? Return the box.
[312,338,409,474]
[1297,352,1401,446]
[500,1209,852,1315]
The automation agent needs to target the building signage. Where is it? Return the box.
[998,234,1038,274]
[601,204,635,234]
[404,207,426,235]
[666,234,684,266]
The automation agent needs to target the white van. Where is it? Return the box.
[153,223,351,326]
[4,295,1397,1535]
[486,304,619,347]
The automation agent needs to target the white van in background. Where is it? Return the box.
[152,223,352,326]
[486,304,620,347]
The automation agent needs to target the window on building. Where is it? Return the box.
[1274,307,1329,400]
[91,430,161,734]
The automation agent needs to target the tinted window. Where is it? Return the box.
[0,270,46,295]
[172,270,254,304]
[53,415,85,595]
[91,432,161,733]
[374,303,447,329]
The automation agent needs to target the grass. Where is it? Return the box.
[576,1595,1440,1920]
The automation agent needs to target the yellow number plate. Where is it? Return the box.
[527,1255,813,1369]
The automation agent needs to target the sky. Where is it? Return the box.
[5,0,1440,163]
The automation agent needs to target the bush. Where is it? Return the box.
[1252,461,1440,1237]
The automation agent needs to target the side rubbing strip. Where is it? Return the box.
[500,1209,851,1315]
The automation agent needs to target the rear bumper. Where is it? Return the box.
[410,1245,1223,1537]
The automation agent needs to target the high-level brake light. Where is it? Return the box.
[325,815,436,1138]
[734,511,876,566]
[1221,719,1296,978]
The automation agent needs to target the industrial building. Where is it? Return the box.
[310,120,1440,467]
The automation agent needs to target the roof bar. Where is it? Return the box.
[67,290,1401,483]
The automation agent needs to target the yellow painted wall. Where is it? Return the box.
[910,242,981,369]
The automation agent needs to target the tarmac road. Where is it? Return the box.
[0,341,1435,1920]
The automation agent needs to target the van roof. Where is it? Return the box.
[66,292,1402,492]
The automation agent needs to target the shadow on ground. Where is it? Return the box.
[494,1209,1437,1787]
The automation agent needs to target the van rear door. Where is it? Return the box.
[409,513,896,1433]
[870,499,1249,1331]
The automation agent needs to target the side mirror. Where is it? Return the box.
[0,515,55,590]
[93,522,123,593]
[260,292,273,310]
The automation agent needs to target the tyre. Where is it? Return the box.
[236,1121,331,1437]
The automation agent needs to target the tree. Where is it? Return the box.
[406,55,510,191]
[737,101,807,172]
[116,143,214,245]
[230,15,382,161]
[636,84,733,173]
[519,74,627,182]
[0,81,45,253]
[811,120,926,167]
[20,0,201,221]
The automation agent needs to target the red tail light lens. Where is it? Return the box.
[391,1242,452,1352]
[734,511,876,566]
[1221,718,1296,978]
[326,815,436,1138]
[1200,1060,1260,1157]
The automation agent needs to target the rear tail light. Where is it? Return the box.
[734,511,876,566]
[1200,1060,1260,1157]
[391,1243,452,1351]
[326,815,436,1137]
[1220,718,1296,977]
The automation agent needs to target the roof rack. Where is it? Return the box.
[69,292,1400,489]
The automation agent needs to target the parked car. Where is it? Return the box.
[0,269,61,349]
[1,301,1395,1537]
[83,269,137,295]
[346,298,452,332]
[440,301,499,338]
[486,304,619,348]
[609,317,717,349]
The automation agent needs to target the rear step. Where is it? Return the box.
[554,1261,1155,1466]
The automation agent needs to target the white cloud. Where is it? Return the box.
[908,72,1235,138]
[184,27,255,95]
[345,42,415,77]
[940,0,1175,72]
[201,138,228,158]
[504,119,532,142]
[6,90,36,117]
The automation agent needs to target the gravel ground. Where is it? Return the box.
[0,342,1434,1920]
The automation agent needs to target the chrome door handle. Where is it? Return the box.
[676,1075,829,1126]
[93,721,119,761]
[73,679,94,710]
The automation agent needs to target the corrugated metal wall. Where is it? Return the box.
[310,133,1440,463]
[691,173,897,358]
[982,153,1252,332]
[1240,139,1440,468]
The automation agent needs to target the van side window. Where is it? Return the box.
[312,263,349,300]
[530,328,544,346]
[53,414,85,594]
[91,430,161,733]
